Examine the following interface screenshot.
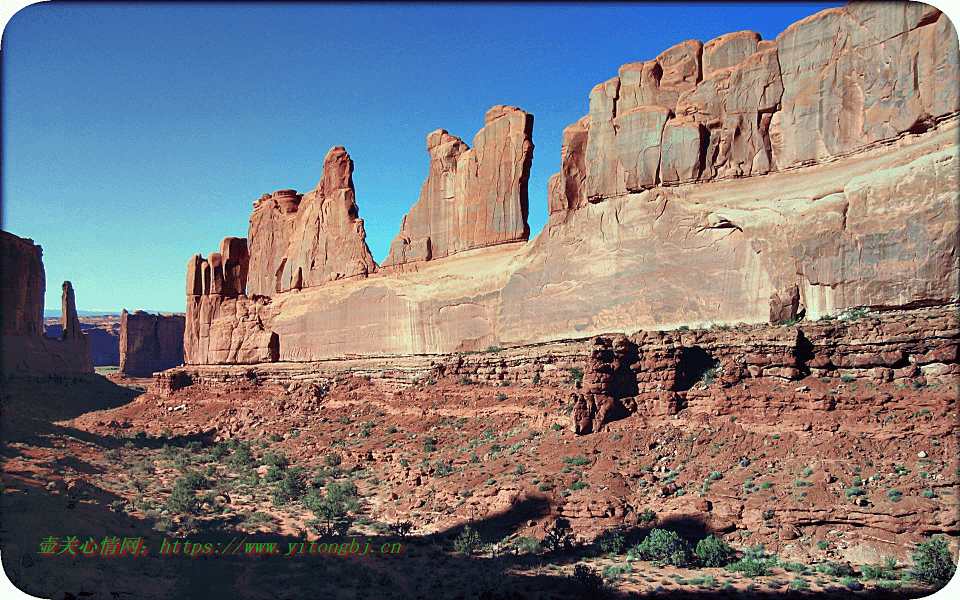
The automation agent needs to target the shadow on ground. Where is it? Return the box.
[0,375,944,600]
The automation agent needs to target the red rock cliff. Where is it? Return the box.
[119,310,186,376]
[548,2,958,209]
[1,231,93,374]
[382,106,534,267]
[181,2,959,365]
[246,146,377,297]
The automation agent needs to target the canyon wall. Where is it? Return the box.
[183,2,959,366]
[548,1,958,209]
[119,310,185,376]
[0,231,93,374]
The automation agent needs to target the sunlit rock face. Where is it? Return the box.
[382,105,534,268]
[184,3,959,365]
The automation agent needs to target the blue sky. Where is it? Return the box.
[1,2,856,313]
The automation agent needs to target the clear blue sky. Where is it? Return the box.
[2,2,852,313]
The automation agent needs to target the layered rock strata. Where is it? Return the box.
[182,3,959,366]
[184,237,278,365]
[382,106,534,267]
[548,2,958,210]
[0,231,93,374]
[119,310,186,376]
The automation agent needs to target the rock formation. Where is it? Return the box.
[181,2,959,366]
[382,106,534,267]
[246,146,377,297]
[61,281,81,340]
[185,236,278,365]
[119,310,186,376]
[0,231,93,374]
[548,1,959,209]
[1,230,45,337]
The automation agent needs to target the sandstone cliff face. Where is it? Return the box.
[246,146,377,297]
[1,230,44,337]
[1,230,93,374]
[119,310,186,376]
[382,106,534,268]
[548,2,959,210]
[182,3,959,365]
[184,236,279,365]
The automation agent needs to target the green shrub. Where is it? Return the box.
[910,535,957,587]
[727,544,775,577]
[602,563,630,581]
[595,530,627,555]
[164,483,199,515]
[262,451,289,470]
[708,471,723,480]
[271,467,306,506]
[840,576,863,590]
[570,481,589,491]
[638,508,658,524]
[571,564,605,596]
[815,561,853,577]
[454,525,482,556]
[862,556,899,580]
[177,470,208,490]
[432,460,455,478]
[636,529,694,567]
[696,535,735,567]
[516,536,540,554]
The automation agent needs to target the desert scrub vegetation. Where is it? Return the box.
[695,535,735,567]
[630,529,693,567]
[726,544,778,577]
[910,535,957,587]
[453,525,482,556]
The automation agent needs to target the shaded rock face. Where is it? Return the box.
[548,2,959,210]
[119,310,186,376]
[61,281,81,340]
[246,147,377,297]
[1,230,45,336]
[0,231,93,374]
[382,106,533,267]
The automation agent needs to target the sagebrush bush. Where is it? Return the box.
[727,544,776,577]
[636,529,693,567]
[696,535,735,567]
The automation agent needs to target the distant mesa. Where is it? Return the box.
[119,310,186,377]
[181,3,959,366]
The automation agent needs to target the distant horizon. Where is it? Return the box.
[43,308,183,317]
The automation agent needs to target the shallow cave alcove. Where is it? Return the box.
[674,346,718,391]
